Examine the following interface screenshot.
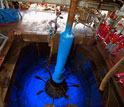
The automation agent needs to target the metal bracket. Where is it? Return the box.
[0,33,8,53]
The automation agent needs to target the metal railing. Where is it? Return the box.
[0,33,8,53]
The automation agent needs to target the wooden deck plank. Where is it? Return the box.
[21,33,49,43]
[0,31,14,68]
[1,40,23,102]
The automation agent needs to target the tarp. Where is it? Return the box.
[0,8,19,24]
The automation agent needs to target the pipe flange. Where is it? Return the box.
[45,78,68,98]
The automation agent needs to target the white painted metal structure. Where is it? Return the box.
[0,0,9,9]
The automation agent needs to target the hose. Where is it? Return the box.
[99,57,124,91]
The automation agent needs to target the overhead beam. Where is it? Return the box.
[10,0,120,10]
[10,0,71,5]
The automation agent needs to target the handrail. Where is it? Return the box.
[99,57,124,91]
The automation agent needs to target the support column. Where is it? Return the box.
[45,0,79,98]
[52,0,78,83]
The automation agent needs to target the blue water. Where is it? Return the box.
[8,47,103,107]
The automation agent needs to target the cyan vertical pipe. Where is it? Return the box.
[52,0,78,83]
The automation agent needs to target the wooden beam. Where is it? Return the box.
[21,33,49,43]
[0,40,23,102]
[67,0,79,27]
[0,32,14,67]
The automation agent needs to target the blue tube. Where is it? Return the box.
[52,24,74,83]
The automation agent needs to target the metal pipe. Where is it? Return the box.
[0,0,5,9]
[0,33,8,53]
[52,0,78,83]
[96,17,104,31]
[4,0,9,8]
[99,57,124,91]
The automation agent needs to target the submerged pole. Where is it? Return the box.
[52,0,79,83]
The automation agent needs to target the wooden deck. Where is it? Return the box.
[0,39,23,102]
[0,24,123,106]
